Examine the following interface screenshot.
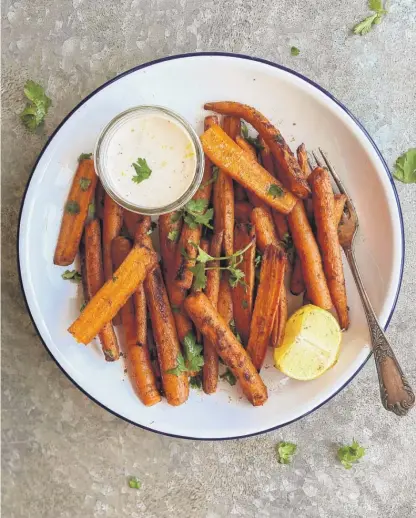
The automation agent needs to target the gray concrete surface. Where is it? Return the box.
[2,1,416,517]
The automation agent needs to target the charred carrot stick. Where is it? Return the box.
[235,202,253,223]
[334,193,347,228]
[234,184,247,201]
[54,158,97,266]
[68,243,157,344]
[122,209,139,238]
[231,224,256,346]
[201,125,297,214]
[251,206,281,253]
[213,117,236,255]
[290,255,305,295]
[143,241,189,406]
[309,168,349,329]
[202,232,223,394]
[296,143,312,178]
[95,178,105,220]
[287,200,332,310]
[271,272,288,348]
[260,139,275,176]
[217,273,234,327]
[272,212,289,241]
[112,237,161,405]
[204,102,310,198]
[159,211,183,280]
[84,219,120,361]
[247,245,285,371]
[133,216,152,241]
[184,292,268,406]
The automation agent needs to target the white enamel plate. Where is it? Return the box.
[18,53,404,439]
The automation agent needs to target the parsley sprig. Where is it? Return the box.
[337,440,366,469]
[276,442,297,464]
[393,148,416,184]
[20,80,52,132]
[171,198,214,230]
[185,240,254,291]
[353,0,388,36]
[167,332,204,376]
[132,158,152,184]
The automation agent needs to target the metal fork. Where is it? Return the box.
[310,149,414,416]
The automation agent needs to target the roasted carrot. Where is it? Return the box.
[247,245,285,371]
[159,212,183,280]
[122,209,144,239]
[68,243,157,344]
[204,102,310,198]
[202,232,223,394]
[54,158,97,266]
[272,212,289,241]
[296,143,312,178]
[235,202,253,223]
[235,135,257,159]
[234,184,247,201]
[184,292,268,406]
[213,117,236,256]
[83,219,120,361]
[217,273,234,327]
[231,224,256,346]
[251,206,280,253]
[260,139,275,176]
[287,200,332,310]
[144,260,189,406]
[309,168,349,329]
[134,216,152,241]
[95,178,105,220]
[271,273,288,348]
[201,125,297,214]
[290,254,305,295]
[167,281,193,345]
[112,237,161,406]
[334,193,347,228]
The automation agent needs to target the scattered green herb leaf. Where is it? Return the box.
[353,0,387,36]
[79,177,92,191]
[147,221,157,235]
[132,158,152,184]
[189,262,207,291]
[190,375,202,389]
[254,253,262,268]
[61,270,82,282]
[200,166,219,189]
[183,332,204,373]
[337,440,366,469]
[168,229,179,242]
[290,46,300,56]
[241,299,249,310]
[220,369,237,386]
[166,352,187,376]
[87,202,95,219]
[128,476,142,489]
[267,184,284,199]
[229,319,241,343]
[20,80,52,131]
[241,121,264,151]
[393,148,416,184]
[78,153,92,162]
[276,441,297,464]
[65,200,80,215]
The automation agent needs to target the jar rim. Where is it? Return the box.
[94,105,205,215]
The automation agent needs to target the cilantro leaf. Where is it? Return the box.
[79,177,92,191]
[368,0,387,13]
[337,440,366,469]
[87,202,95,219]
[393,148,416,184]
[61,270,82,282]
[228,267,246,288]
[220,369,237,386]
[353,13,378,35]
[281,233,295,263]
[20,80,52,131]
[168,229,179,242]
[186,199,209,213]
[241,122,264,151]
[132,158,152,184]
[170,212,183,223]
[276,441,297,464]
[290,46,300,56]
[189,262,207,291]
[183,332,204,372]
[190,375,202,389]
[229,319,241,343]
[65,200,80,215]
[254,253,262,268]
[166,352,187,376]
[128,476,142,489]
[181,199,213,230]
[267,184,284,198]
[200,166,219,189]
[78,153,92,162]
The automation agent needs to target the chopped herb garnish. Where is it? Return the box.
[241,121,264,151]
[65,200,80,215]
[267,184,284,199]
[168,229,179,242]
[166,332,204,376]
[241,300,249,310]
[190,375,202,389]
[353,0,388,36]
[200,166,219,189]
[128,476,142,489]
[290,46,300,56]
[166,352,188,376]
[78,153,92,162]
[132,158,152,184]
[280,233,294,263]
[147,221,157,235]
[393,148,416,184]
[276,441,297,464]
[79,177,92,191]
[229,319,241,343]
[220,369,237,386]
[183,199,213,230]
[254,253,262,268]
[20,80,52,131]
[337,440,366,469]
[61,270,82,282]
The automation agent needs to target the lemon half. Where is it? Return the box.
[274,304,342,381]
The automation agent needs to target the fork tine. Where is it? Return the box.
[318,148,346,195]
[307,151,317,171]
[312,151,324,168]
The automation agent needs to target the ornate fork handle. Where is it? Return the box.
[344,247,415,416]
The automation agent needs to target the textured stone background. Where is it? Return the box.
[2,1,416,517]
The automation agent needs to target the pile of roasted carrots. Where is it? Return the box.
[55,101,349,409]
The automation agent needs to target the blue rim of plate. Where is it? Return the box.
[17,52,405,441]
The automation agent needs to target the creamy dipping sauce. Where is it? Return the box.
[103,111,197,209]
